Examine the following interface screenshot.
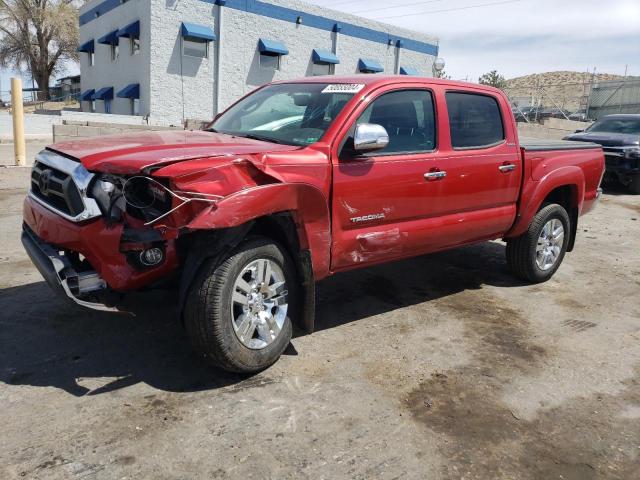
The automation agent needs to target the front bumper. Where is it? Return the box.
[604,153,639,182]
[23,195,179,295]
[21,224,119,311]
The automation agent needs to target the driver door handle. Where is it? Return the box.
[499,164,516,173]
[424,171,447,180]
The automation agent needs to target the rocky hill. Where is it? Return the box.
[506,71,624,89]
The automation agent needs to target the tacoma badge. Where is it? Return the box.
[350,213,386,223]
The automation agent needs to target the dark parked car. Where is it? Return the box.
[511,105,541,123]
[568,110,591,122]
[537,107,570,120]
[564,114,640,194]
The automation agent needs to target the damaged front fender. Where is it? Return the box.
[186,183,331,279]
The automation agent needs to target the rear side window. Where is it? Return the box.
[446,92,504,149]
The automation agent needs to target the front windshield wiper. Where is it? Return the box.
[238,133,290,145]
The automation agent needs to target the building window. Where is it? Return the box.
[111,44,119,61]
[131,98,140,116]
[260,53,280,71]
[89,52,95,66]
[183,39,208,58]
[131,37,140,55]
[312,62,333,76]
[104,99,111,114]
[91,100,96,112]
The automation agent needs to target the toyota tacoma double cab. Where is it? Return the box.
[22,76,605,372]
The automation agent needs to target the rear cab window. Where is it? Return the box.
[445,92,505,149]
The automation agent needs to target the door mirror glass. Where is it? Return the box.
[353,123,389,152]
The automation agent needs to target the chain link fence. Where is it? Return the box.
[504,77,640,124]
[587,78,640,119]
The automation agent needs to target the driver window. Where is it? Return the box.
[357,89,436,155]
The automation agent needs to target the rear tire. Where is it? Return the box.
[184,237,295,373]
[506,204,570,283]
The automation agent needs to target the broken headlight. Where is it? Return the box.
[122,176,174,223]
[90,174,126,222]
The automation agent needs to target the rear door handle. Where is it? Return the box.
[424,171,447,180]
[499,164,516,173]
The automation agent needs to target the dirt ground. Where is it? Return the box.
[1,168,639,479]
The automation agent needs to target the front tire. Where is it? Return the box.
[506,203,570,283]
[184,237,295,373]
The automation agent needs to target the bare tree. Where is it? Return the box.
[0,0,79,100]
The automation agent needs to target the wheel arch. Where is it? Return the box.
[178,183,328,333]
[506,166,585,246]
[538,184,580,252]
[186,183,331,279]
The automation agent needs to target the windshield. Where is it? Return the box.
[587,118,640,135]
[210,83,360,146]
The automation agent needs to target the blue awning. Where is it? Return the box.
[181,22,216,42]
[358,58,383,73]
[400,66,420,76]
[77,40,94,53]
[92,87,114,101]
[117,83,140,99]
[98,30,119,45]
[80,89,95,102]
[118,20,140,38]
[258,38,289,56]
[312,49,339,65]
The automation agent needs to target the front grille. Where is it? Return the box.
[31,161,85,217]
[28,149,101,222]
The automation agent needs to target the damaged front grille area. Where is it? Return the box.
[28,150,102,222]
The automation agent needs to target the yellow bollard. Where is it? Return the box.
[11,77,26,167]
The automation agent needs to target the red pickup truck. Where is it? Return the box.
[22,76,604,372]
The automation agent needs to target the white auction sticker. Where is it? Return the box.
[321,84,365,94]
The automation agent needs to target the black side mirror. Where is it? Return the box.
[574,129,584,133]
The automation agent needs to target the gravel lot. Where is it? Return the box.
[1,168,639,480]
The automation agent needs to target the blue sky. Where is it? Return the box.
[1,0,638,96]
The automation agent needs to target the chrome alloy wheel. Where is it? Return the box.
[536,218,564,271]
[230,258,288,349]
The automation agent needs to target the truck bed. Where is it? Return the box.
[520,137,601,151]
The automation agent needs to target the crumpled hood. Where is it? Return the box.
[48,130,299,174]
[564,131,640,148]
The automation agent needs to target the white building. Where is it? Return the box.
[77,0,440,125]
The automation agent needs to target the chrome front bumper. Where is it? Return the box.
[21,225,119,312]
